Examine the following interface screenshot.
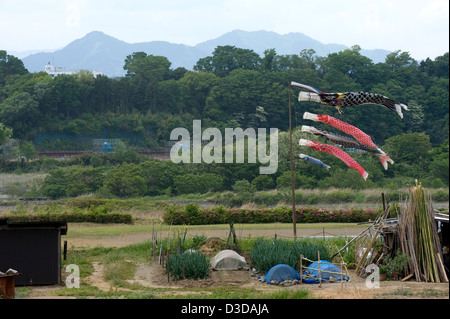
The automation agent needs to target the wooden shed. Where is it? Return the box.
[0,217,67,286]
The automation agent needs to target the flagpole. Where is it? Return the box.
[289,81,297,240]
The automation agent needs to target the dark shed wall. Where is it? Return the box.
[0,229,60,286]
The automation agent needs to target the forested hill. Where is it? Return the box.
[0,46,448,153]
[19,30,391,77]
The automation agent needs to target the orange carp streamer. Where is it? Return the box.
[299,139,369,180]
[303,112,394,170]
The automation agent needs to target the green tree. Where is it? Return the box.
[403,100,424,132]
[428,138,449,185]
[261,48,277,73]
[251,175,275,191]
[103,163,147,197]
[384,132,432,164]
[0,50,28,87]
[322,45,374,89]
[47,75,81,118]
[174,173,223,194]
[42,166,104,198]
[0,122,12,146]
[194,45,261,77]
[123,52,172,112]
[203,69,268,126]
[18,141,37,161]
[0,92,39,138]
[179,71,219,116]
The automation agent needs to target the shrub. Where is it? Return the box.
[251,175,275,191]
[103,163,147,197]
[162,205,381,225]
[250,239,330,273]
[3,211,133,224]
[432,189,449,202]
[168,251,210,280]
[232,179,255,194]
[42,166,104,198]
[174,173,223,194]
[324,191,355,203]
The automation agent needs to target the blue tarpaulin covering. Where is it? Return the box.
[260,264,301,284]
[301,260,349,284]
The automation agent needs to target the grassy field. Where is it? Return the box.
[0,173,47,187]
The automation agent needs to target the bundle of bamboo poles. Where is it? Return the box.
[398,181,448,283]
[354,206,390,277]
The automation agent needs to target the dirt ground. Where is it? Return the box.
[21,231,449,300]
[23,258,449,300]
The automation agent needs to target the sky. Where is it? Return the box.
[0,0,448,61]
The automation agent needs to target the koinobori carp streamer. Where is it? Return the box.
[301,125,383,155]
[303,112,394,170]
[291,81,408,118]
[299,153,331,170]
[299,139,369,180]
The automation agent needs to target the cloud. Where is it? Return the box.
[419,0,449,20]
[0,0,448,59]
[66,0,81,28]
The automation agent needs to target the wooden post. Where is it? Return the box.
[318,250,322,288]
[288,82,297,240]
[340,262,343,290]
[151,221,155,257]
[167,251,170,283]
[63,240,67,261]
[300,254,303,285]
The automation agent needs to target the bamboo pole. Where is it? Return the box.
[318,250,322,288]
[300,254,303,285]
[288,82,296,240]
[330,225,372,260]
[355,207,390,276]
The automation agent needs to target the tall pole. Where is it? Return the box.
[289,82,297,240]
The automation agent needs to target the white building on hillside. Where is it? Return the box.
[44,63,103,78]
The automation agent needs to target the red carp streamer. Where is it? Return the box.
[299,139,369,180]
[303,112,394,170]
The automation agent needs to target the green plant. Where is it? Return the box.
[379,264,388,275]
[251,175,274,191]
[168,251,210,280]
[162,205,380,225]
[390,251,410,275]
[250,238,329,273]
[232,179,255,194]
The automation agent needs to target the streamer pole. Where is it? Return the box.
[289,82,297,240]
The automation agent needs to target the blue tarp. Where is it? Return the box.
[260,264,301,284]
[301,260,349,284]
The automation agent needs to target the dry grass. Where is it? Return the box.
[0,173,48,187]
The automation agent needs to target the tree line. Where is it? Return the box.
[0,46,449,195]
[1,47,448,146]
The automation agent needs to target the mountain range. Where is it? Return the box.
[19,30,391,78]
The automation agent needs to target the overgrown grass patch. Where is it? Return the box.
[250,238,330,273]
[167,286,312,299]
[103,260,137,287]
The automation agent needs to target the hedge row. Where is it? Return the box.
[163,204,381,225]
[4,211,133,224]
